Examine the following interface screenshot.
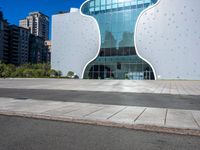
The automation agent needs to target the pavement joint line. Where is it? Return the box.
[162,82,167,94]
[196,85,200,91]
[191,112,200,129]
[160,82,166,94]
[153,83,161,94]
[58,104,92,115]
[153,83,162,93]
[164,109,168,125]
[41,103,77,114]
[185,85,196,95]
[193,86,200,93]
[107,106,127,120]
[191,85,200,94]
[177,84,183,95]
[61,108,83,115]
[181,83,189,95]
[175,81,181,96]
[134,107,147,122]
[83,107,106,117]
[43,106,83,116]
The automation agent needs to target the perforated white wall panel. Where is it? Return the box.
[51,12,100,78]
[135,0,200,80]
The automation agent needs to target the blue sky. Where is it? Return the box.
[0,0,85,38]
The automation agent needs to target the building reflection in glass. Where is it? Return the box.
[82,0,157,80]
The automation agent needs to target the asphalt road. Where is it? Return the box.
[0,88,200,110]
[0,115,200,150]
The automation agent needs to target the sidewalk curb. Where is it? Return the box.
[1,110,200,137]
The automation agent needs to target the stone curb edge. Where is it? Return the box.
[0,110,200,137]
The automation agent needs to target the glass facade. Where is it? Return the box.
[82,0,157,80]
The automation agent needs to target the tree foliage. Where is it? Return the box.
[67,71,74,78]
[0,63,63,78]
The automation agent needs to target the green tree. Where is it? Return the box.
[49,69,58,77]
[23,69,35,78]
[0,63,16,78]
[13,67,25,77]
[67,71,74,78]
[0,63,62,78]
[57,70,62,77]
[0,63,5,77]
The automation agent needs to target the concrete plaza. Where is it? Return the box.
[0,78,200,95]
[0,78,200,135]
[0,97,200,136]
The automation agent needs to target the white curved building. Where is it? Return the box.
[51,0,200,80]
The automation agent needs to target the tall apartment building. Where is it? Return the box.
[44,40,51,63]
[19,12,49,40]
[29,35,49,64]
[0,11,9,63]
[9,25,30,65]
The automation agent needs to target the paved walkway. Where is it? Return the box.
[0,97,200,136]
[0,78,200,95]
